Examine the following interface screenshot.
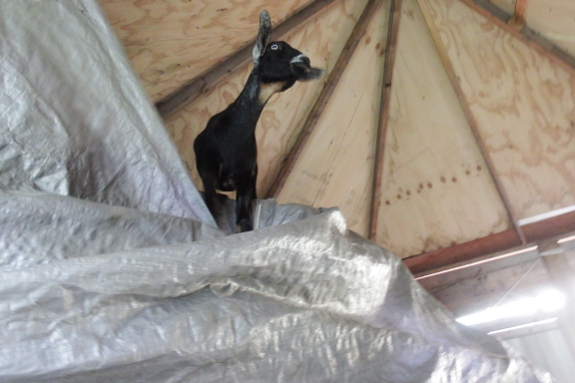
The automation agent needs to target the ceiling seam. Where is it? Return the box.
[155,0,339,119]
[368,0,403,241]
[459,0,575,72]
[267,0,385,199]
[417,0,527,245]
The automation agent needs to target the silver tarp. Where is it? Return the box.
[0,1,553,382]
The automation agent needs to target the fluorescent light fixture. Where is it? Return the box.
[558,234,575,244]
[518,205,575,226]
[488,317,558,336]
[415,246,538,281]
[456,289,565,326]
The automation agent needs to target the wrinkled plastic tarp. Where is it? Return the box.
[0,0,213,226]
[0,1,553,382]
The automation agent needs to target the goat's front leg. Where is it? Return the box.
[235,171,257,232]
[199,170,218,223]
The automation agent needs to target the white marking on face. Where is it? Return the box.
[259,82,287,104]
[290,54,308,64]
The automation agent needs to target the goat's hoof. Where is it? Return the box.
[236,219,253,233]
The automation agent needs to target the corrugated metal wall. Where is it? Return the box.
[507,329,575,383]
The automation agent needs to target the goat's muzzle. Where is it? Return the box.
[290,54,324,81]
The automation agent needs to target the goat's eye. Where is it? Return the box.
[270,44,279,51]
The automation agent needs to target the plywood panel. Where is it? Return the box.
[98,0,315,101]
[425,0,575,220]
[374,0,510,257]
[164,0,369,196]
[526,0,575,58]
[257,0,370,198]
[489,0,515,15]
[276,1,388,237]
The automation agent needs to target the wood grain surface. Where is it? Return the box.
[99,0,575,260]
[374,0,511,257]
[490,0,515,15]
[98,0,315,101]
[163,0,369,199]
[425,0,575,221]
[526,0,575,58]
[277,0,388,237]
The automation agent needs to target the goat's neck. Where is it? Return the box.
[230,71,284,130]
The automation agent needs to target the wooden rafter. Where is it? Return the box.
[404,210,575,275]
[460,0,575,72]
[417,244,544,316]
[404,0,575,274]
[266,0,384,199]
[418,232,575,330]
[155,0,338,119]
[405,230,520,275]
[417,0,527,245]
[508,0,528,29]
[368,0,402,241]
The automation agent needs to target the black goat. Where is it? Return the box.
[194,10,323,232]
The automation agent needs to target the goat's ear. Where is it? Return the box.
[253,10,272,65]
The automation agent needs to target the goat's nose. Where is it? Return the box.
[291,54,310,66]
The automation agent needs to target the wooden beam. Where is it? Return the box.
[459,0,575,72]
[523,210,575,242]
[368,0,402,241]
[404,228,520,275]
[416,243,539,283]
[422,254,551,317]
[514,0,528,22]
[416,231,575,319]
[418,0,526,245]
[508,0,528,30]
[404,210,575,275]
[267,0,384,199]
[155,0,338,119]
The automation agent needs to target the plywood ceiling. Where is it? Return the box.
[98,0,575,273]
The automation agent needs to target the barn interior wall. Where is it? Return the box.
[98,0,317,102]
[489,0,515,14]
[91,3,575,377]
[375,0,511,257]
[526,0,575,58]
[425,0,575,221]
[97,0,575,263]
[276,0,389,236]
[507,329,575,383]
[161,0,370,201]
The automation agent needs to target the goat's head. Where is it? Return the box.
[252,10,323,91]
